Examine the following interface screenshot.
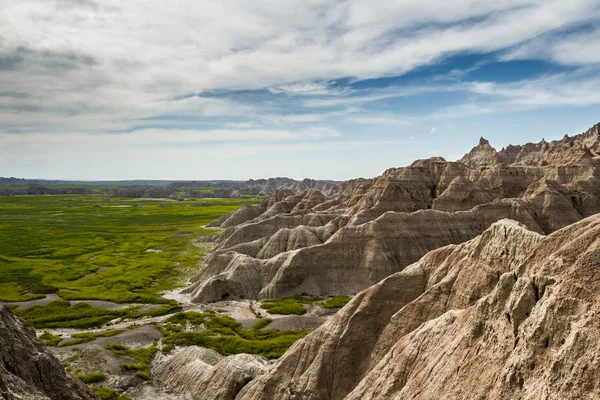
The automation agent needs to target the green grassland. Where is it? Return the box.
[159,311,310,359]
[15,300,181,329]
[260,295,352,315]
[0,195,259,303]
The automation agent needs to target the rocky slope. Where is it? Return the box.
[238,214,600,399]
[186,123,600,303]
[0,305,98,400]
[152,347,268,400]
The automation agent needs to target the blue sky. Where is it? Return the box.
[1,0,600,180]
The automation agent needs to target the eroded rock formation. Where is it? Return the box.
[238,214,600,399]
[152,346,268,400]
[186,123,600,303]
[0,306,98,400]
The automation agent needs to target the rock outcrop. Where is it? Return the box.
[189,123,600,303]
[238,214,600,400]
[0,305,98,400]
[152,346,268,400]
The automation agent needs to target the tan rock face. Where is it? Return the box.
[193,124,600,304]
[153,347,268,400]
[238,215,600,400]
[0,306,98,400]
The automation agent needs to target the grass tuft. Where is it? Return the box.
[39,330,62,347]
[91,386,117,400]
[106,342,158,380]
[253,318,273,330]
[61,329,122,346]
[320,295,352,309]
[75,371,106,384]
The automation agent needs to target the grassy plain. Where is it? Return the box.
[0,195,259,304]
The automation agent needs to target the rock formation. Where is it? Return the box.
[238,214,600,399]
[152,346,268,400]
[0,305,98,400]
[186,123,600,303]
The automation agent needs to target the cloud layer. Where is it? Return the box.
[2,0,600,179]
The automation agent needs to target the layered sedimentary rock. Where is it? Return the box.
[238,215,600,400]
[0,306,98,400]
[152,346,268,400]
[188,123,600,303]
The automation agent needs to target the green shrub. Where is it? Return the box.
[135,370,151,380]
[39,331,62,347]
[253,318,273,330]
[91,386,117,400]
[75,371,105,384]
[319,295,352,309]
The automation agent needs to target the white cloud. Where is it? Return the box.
[430,127,437,134]
[2,0,600,179]
[0,127,341,150]
[268,82,351,96]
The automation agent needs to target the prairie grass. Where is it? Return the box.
[320,295,352,309]
[260,295,352,315]
[75,371,106,384]
[13,300,180,329]
[0,195,259,303]
[39,331,62,346]
[105,342,158,380]
[253,318,273,330]
[90,386,117,400]
[160,312,309,359]
[63,329,123,346]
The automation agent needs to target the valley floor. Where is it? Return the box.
[0,195,344,399]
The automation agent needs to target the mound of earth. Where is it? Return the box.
[185,123,600,303]
[152,346,268,400]
[0,305,98,400]
[238,214,600,399]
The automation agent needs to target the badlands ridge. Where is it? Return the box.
[186,123,600,305]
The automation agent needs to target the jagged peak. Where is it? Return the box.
[479,137,490,146]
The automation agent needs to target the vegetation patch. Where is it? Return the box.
[260,297,314,315]
[105,342,158,380]
[39,330,62,347]
[75,371,106,384]
[91,386,117,400]
[260,295,352,315]
[320,295,352,309]
[62,329,123,346]
[159,312,309,359]
[253,318,273,330]
[0,195,260,303]
[13,300,180,329]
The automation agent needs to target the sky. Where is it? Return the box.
[1,0,600,181]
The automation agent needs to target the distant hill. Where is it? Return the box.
[0,177,341,198]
